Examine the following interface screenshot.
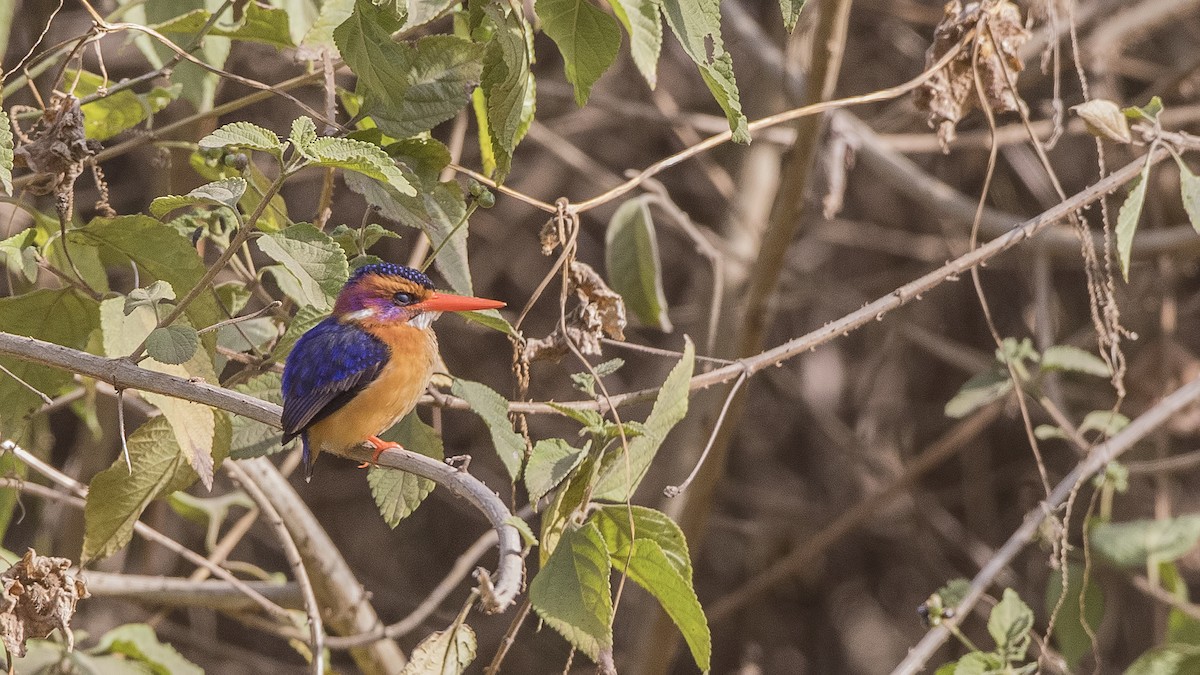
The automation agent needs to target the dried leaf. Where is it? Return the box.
[1072,99,1131,144]
[523,262,627,363]
[914,1,1029,151]
[12,95,100,222]
[0,549,89,658]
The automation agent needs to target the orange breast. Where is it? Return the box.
[305,325,437,455]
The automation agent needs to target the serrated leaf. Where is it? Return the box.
[609,0,662,87]
[335,0,484,138]
[369,412,444,527]
[145,325,200,365]
[536,0,621,106]
[125,281,177,315]
[529,522,613,660]
[71,215,225,329]
[188,150,290,232]
[475,5,536,180]
[0,289,98,432]
[1040,345,1111,377]
[403,0,460,30]
[230,372,290,459]
[1091,515,1200,568]
[593,338,694,501]
[592,505,691,576]
[257,223,350,310]
[779,0,809,32]
[1046,563,1105,670]
[289,116,318,154]
[1117,160,1152,282]
[198,121,282,153]
[94,623,203,675]
[525,439,587,503]
[305,136,416,196]
[661,0,749,143]
[102,300,225,488]
[153,3,295,48]
[944,369,1012,418]
[606,196,672,331]
[303,0,355,51]
[400,622,476,675]
[1124,644,1200,675]
[451,378,525,480]
[83,417,199,562]
[150,177,247,217]
[1175,156,1200,235]
[0,109,12,194]
[0,229,40,283]
[615,538,710,671]
[988,588,1033,659]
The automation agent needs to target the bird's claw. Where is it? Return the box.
[359,436,403,469]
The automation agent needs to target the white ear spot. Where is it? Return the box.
[344,309,376,322]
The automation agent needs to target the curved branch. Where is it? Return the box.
[892,373,1200,675]
[0,334,523,615]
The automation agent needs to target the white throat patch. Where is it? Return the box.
[409,312,441,330]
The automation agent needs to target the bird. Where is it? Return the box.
[281,262,505,481]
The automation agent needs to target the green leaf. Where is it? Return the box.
[125,280,177,314]
[335,0,484,138]
[619,539,709,670]
[369,412,445,527]
[305,136,416,196]
[150,177,248,218]
[70,69,178,141]
[944,369,1012,418]
[451,378,525,481]
[198,121,283,154]
[1079,410,1129,438]
[126,0,229,112]
[1125,644,1200,675]
[0,453,26,544]
[71,215,225,329]
[102,299,226,488]
[400,622,476,675]
[0,229,40,284]
[0,289,99,432]
[475,6,536,180]
[83,417,203,562]
[230,372,290,459]
[459,309,517,336]
[168,490,254,552]
[289,116,318,154]
[525,439,588,503]
[592,505,691,576]
[1124,96,1164,123]
[94,623,203,675]
[609,0,662,87]
[330,222,402,257]
[275,304,329,358]
[989,588,1033,659]
[593,337,694,501]
[257,223,350,310]
[536,0,621,106]
[1046,563,1104,670]
[937,578,971,608]
[660,0,749,143]
[506,516,539,547]
[779,0,810,32]
[145,325,200,365]
[1175,156,1200,235]
[303,0,356,52]
[1117,160,1152,282]
[0,109,12,194]
[606,196,672,331]
[403,0,460,30]
[1034,424,1069,441]
[953,652,1005,675]
[1039,345,1111,377]
[153,3,295,48]
[529,522,613,660]
[1091,515,1200,568]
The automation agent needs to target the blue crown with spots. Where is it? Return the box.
[349,263,434,289]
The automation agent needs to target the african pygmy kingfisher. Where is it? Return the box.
[281,263,505,481]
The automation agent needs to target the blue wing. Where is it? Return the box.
[281,318,389,442]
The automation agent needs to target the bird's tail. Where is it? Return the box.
[301,435,315,483]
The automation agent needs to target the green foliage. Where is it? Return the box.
[16,622,203,674]
[945,339,1111,418]
[400,621,477,675]
[70,69,179,141]
[230,372,291,459]
[1039,345,1111,377]
[593,337,694,501]
[153,2,295,48]
[1125,644,1200,675]
[168,490,254,553]
[780,0,810,32]
[537,0,622,107]
[525,438,588,503]
[0,228,39,283]
[198,121,283,155]
[369,412,445,527]
[450,378,525,480]
[150,178,247,218]
[93,623,204,675]
[660,0,749,143]
[474,5,536,181]
[335,0,483,140]
[302,135,417,197]
[258,223,350,311]
[1091,515,1200,568]
[609,0,663,87]
[937,588,1036,674]
[1175,156,1200,235]
[0,289,98,432]
[1117,164,1151,282]
[83,415,230,563]
[145,325,200,365]
[607,197,672,331]
[529,522,613,660]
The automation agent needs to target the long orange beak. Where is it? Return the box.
[417,291,506,312]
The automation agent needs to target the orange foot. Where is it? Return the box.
[358,435,404,468]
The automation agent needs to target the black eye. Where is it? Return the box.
[393,291,416,306]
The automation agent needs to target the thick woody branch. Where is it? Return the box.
[0,335,523,616]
